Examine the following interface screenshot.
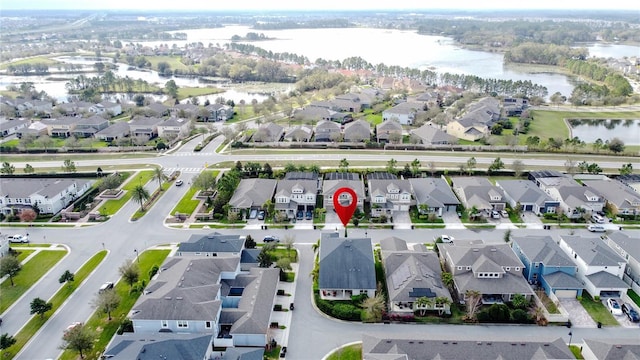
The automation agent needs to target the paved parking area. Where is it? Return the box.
[558,298,597,328]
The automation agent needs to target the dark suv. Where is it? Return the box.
[263,235,280,243]
[621,303,640,322]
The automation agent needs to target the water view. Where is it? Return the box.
[567,118,640,145]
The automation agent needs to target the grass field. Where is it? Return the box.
[0,249,68,314]
[326,344,362,360]
[171,186,201,215]
[58,249,171,360]
[579,293,619,326]
[0,56,61,70]
[176,86,224,101]
[146,55,189,72]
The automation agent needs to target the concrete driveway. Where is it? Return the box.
[393,211,411,229]
[522,212,544,229]
[442,212,464,229]
[558,298,597,328]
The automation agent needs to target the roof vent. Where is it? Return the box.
[491,248,497,252]
[164,297,171,300]
[477,342,482,345]
[176,297,183,300]
[473,248,479,252]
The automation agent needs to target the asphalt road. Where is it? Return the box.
[1,135,640,359]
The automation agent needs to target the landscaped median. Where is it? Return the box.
[0,246,68,314]
[2,250,107,359]
[101,170,154,215]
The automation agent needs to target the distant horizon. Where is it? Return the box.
[1,0,637,11]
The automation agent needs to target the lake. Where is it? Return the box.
[567,118,640,145]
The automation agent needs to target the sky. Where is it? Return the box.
[1,0,637,10]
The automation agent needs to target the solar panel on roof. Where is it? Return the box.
[408,288,436,298]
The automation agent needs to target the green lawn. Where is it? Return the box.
[326,344,362,360]
[101,170,155,214]
[176,86,224,101]
[3,250,107,360]
[131,181,173,220]
[579,293,619,326]
[0,56,61,69]
[14,249,35,262]
[628,289,640,307]
[570,345,584,359]
[146,55,189,71]
[59,249,171,360]
[0,249,68,313]
[171,186,201,215]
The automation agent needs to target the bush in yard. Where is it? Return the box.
[510,309,531,323]
[478,304,511,323]
[331,303,361,321]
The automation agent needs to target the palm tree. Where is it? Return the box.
[361,293,386,322]
[441,272,454,291]
[434,296,452,315]
[464,290,482,321]
[153,167,167,190]
[415,296,434,316]
[131,185,150,211]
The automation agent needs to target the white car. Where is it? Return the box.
[439,235,454,243]
[8,234,29,243]
[607,298,623,316]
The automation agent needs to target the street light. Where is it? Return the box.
[568,331,573,347]
[134,249,139,264]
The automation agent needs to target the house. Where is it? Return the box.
[292,106,333,123]
[157,117,191,139]
[409,124,457,145]
[205,103,234,121]
[528,170,566,189]
[129,255,280,350]
[511,236,583,298]
[253,123,284,142]
[496,179,559,215]
[366,173,412,218]
[15,120,48,138]
[446,97,500,141]
[274,179,317,219]
[334,93,365,111]
[318,232,376,300]
[41,116,81,138]
[438,242,534,304]
[72,115,109,138]
[558,235,628,297]
[604,232,640,293]
[228,178,277,217]
[380,237,452,314]
[89,101,122,116]
[617,174,640,194]
[314,120,341,142]
[583,178,640,216]
[95,121,130,142]
[146,102,170,117]
[170,103,200,118]
[451,177,506,213]
[544,179,605,219]
[502,97,529,116]
[409,178,460,217]
[103,333,213,360]
[128,116,164,140]
[55,101,93,116]
[323,172,365,212]
[21,99,53,115]
[343,119,371,142]
[283,125,313,142]
[581,338,640,360]
[375,119,402,143]
[382,101,423,125]
[0,178,94,215]
[284,171,322,193]
[176,233,246,257]
[362,334,574,360]
[0,118,28,137]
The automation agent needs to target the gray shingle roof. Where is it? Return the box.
[410,124,456,144]
[542,272,584,289]
[497,180,555,205]
[96,121,129,136]
[584,179,640,210]
[606,232,640,262]
[229,178,277,208]
[319,233,376,290]
[561,235,626,266]
[512,236,576,268]
[409,178,460,208]
[0,178,93,199]
[363,333,574,360]
[103,333,211,360]
[586,271,629,288]
[178,233,245,254]
[583,338,640,360]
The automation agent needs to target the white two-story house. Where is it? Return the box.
[274,179,317,219]
[366,173,412,218]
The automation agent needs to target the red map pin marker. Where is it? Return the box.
[333,187,357,227]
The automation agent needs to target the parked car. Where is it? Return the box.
[175,180,184,186]
[8,234,28,243]
[621,303,640,322]
[438,235,454,243]
[500,210,508,218]
[263,235,280,243]
[606,298,623,315]
[296,210,304,220]
[99,282,114,293]
[249,209,258,219]
[305,210,313,220]
[491,210,500,219]
[591,214,605,224]
[257,210,266,220]
[65,322,82,333]
[587,224,606,232]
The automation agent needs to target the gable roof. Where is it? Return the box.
[497,180,555,205]
[512,236,575,268]
[583,178,640,209]
[583,338,640,360]
[103,333,211,360]
[542,272,584,289]
[178,233,245,254]
[409,178,460,208]
[560,235,626,266]
[319,233,376,290]
[606,232,640,262]
[275,179,317,198]
[410,124,456,144]
[229,178,277,208]
[376,119,403,132]
[586,271,629,288]
[363,334,574,360]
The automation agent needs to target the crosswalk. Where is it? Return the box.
[164,167,203,174]
[172,152,216,157]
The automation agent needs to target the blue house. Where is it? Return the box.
[512,236,583,299]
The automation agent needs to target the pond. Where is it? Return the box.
[567,118,640,145]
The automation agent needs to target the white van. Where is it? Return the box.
[587,224,606,232]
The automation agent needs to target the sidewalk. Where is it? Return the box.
[269,262,299,348]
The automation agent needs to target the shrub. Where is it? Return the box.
[149,265,159,279]
[117,318,133,334]
[331,303,361,321]
[510,309,531,323]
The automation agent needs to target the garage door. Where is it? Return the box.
[554,289,577,298]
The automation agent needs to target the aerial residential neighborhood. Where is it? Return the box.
[1,4,640,360]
